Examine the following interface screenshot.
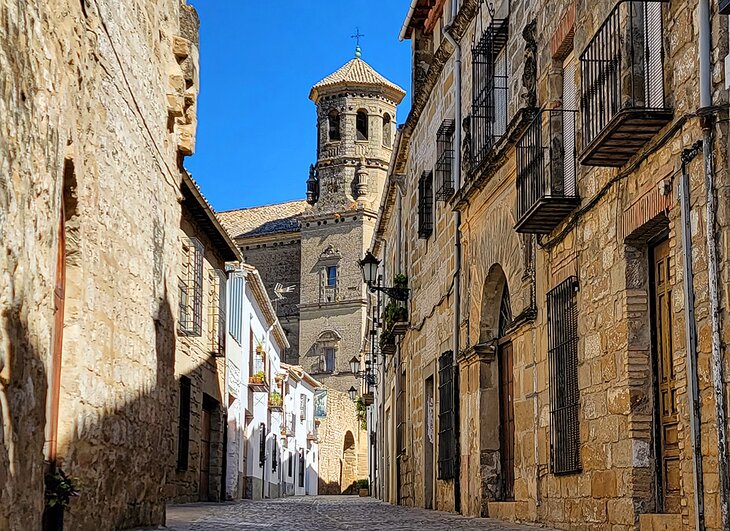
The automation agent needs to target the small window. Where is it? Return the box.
[435,120,456,200]
[356,110,368,140]
[418,171,434,239]
[288,450,293,477]
[179,238,204,335]
[548,276,581,475]
[298,449,305,487]
[326,266,337,288]
[323,347,335,373]
[383,113,392,147]
[328,110,340,141]
[300,393,307,420]
[177,376,191,470]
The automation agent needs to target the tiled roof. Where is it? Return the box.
[309,57,406,103]
[217,199,309,239]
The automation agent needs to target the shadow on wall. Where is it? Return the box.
[0,301,49,530]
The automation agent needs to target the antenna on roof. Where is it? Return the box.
[351,27,365,58]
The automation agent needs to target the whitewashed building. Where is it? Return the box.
[225,264,289,500]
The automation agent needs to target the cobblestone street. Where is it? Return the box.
[161,496,552,531]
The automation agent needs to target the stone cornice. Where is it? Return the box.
[299,299,366,312]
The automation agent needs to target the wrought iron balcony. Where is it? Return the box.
[579,1,672,167]
[515,109,580,234]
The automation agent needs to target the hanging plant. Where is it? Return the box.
[45,469,80,509]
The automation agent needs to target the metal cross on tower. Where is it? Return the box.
[351,27,365,58]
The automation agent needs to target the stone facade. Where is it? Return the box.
[373,0,730,530]
[0,0,204,528]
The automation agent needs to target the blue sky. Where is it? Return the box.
[186,1,413,212]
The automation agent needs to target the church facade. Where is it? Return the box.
[219,47,405,494]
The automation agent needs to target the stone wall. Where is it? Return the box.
[0,0,199,528]
[377,0,730,529]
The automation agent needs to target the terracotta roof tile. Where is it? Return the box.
[309,57,406,103]
[218,199,309,239]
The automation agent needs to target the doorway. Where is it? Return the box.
[497,287,514,501]
[650,239,680,513]
[424,376,434,509]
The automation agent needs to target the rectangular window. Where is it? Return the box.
[177,376,191,470]
[471,19,509,171]
[548,276,581,475]
[179,237,204,336]
[435,120,455,200]
[323,347,335,373]
[418,171,434,239]
[300,393,307,420]
[228,274,244,344]
[209,269,227,356]
[437,351,456,480]
[397,367,407,455]
[326,266,337,287]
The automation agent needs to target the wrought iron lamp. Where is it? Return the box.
[358,251,409,301]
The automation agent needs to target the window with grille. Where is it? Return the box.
[548,276,581,474]
[418,171,434,239]
[209,269,227,356]
[437,351,456,480]
[179,237,203,336]
[298,449,305,487]
[397,367,407,455]
[228,274,244,344]
[471,19,509,170]
[435,120,455,200]
[300,393,307,420]
[176,376,191,470]
[259,423,267,468]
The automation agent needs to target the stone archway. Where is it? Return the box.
[476,264,513,505]
[340,431,357,493]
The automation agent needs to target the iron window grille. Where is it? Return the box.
[418,171,434,239]
[300,394,307,420]
[179,237,203,336]
[515,109,579,233]
[298,449,305,487]
[437,351,456,480]
[547,276,581,475]
[259,423,267,468]
[209,269,227,356]
[396,368,406,456]
[435,120,456,200]
[471,18,509,172]
[580,1,669,158]
[176,376,191,471]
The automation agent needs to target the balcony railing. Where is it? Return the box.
[515,110,580,234]
[579,0,672,166]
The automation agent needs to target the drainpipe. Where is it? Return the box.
[680,142,705,531]
[698,1,730,528]
[443,24,462,515]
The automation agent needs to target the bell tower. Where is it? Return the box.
[306,46,405,212]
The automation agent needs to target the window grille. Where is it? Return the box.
[179,237,203,336]
[259,423,267,468]
[580,1,667,150]
[300,393,307,420]
[176,376,191,470]
[418,171,434,239]
[209,269,226,356]
[298,449,305,487]
[228,274,243,344]
[437,351,456,480]
[435,120,456,200]
[547,276,581,474]
[396,368,406,455]
[471,19,509,171]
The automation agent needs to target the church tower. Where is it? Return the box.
[298,48,405,392]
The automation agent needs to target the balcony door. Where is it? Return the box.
[497,286,514,501]
[651,239,680,513]
[562,52,576,197]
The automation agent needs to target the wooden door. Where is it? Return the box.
[199,408,211,501]
[498,341,515,501]
[424,376,434,509]
[652,240,680,513]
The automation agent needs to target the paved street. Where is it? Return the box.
[159,496,551,531]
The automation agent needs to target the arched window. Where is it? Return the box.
[356,110,368,141]
[328,110,341,141]
[382,113,392,147]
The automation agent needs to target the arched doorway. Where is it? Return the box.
[477,264,514,503]
[340,431,356,493]
[497,285,514,501]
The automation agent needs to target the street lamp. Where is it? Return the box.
[348,386,358,401]
[349,356,360,375]
[358,251,410,302]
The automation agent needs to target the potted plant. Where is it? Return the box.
[269,391,283,408]
[43,469,79,531]
[356,478,369,497]
[250,370,266,384]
